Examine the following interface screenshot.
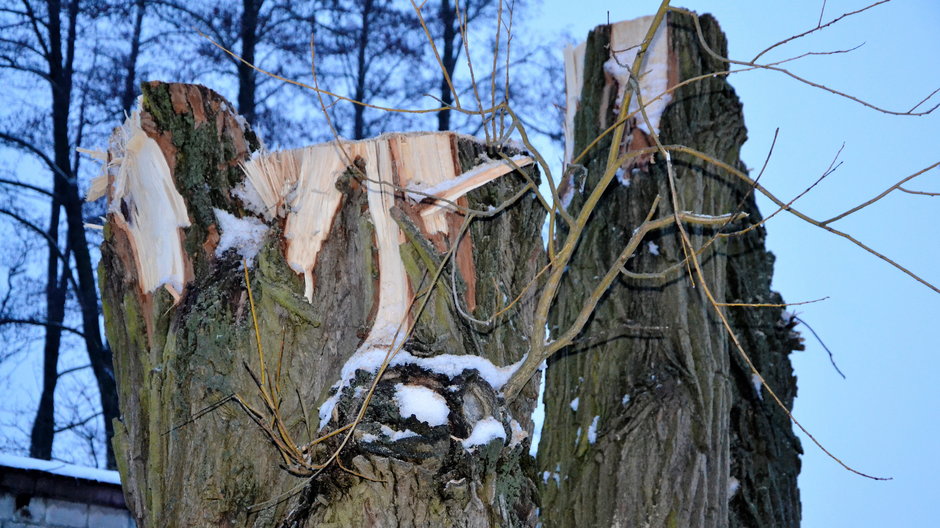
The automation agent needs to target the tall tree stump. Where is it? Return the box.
[96,82,544,527]
[538,12,802,528]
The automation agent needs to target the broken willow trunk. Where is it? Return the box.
[538,11,802,528]
[95,11,801,528]
[97,82,544,527]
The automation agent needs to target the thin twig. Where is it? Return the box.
[794,316,846,379]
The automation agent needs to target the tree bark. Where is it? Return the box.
[538,12,801,528]
[100,81,544,527]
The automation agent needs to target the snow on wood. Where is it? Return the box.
[751,372,764,401]
[587,415,600,444]
[727,477,741,499]
[325,347,526,395]
[462,416,506,449]
[508,418,528,447]
[317,347,527,430]
[95,108,191,299]
[214,208,268,265]
[394,383,450,427]
[378,425,419,441]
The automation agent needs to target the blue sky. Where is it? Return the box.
[533,1,939,526]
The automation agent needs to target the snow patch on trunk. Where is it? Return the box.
[462,416,507,449]
[587,415,600,444]
[751,372,764,401]
[213,209,268,265]
[394,383,450,427]
[317,349,526,430]
[508,418,528,448]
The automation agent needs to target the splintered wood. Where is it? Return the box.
[87,109,191,300]
[563,15,673,164]
[88,107,532,328]
[238,133,532,308]
[88,110,533,308]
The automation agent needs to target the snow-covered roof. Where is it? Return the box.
[0,453,121,486]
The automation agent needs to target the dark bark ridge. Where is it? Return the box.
[99,82,545,527]
[538,12,802,528]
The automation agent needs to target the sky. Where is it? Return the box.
[532,1,939,526]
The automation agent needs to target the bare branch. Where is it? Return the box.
[752,0,888,62]
[658,144,939,294]
[0,317,85,337]
[0,132,72,185]
[822,161,940,224]
[0,207,81,294]
[0,177,54,197]
[53,412,103,434]
[897,186,938,197]
[673,6,939,117]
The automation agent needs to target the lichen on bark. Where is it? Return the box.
[99,82,545,527]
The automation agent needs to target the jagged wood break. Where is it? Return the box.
[542,12,802,528]
[95,82,544,527]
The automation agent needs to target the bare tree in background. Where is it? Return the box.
[418,0,565,146]
[425,0,498,131]
[311,0,426,139]
[0,0,118,468]
[152,0,320,145]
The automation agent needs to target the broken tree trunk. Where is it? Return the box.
[96,82,544,527]
[538,12,802,528]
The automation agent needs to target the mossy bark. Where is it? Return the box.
[101,82,544,527]
[538,12,801,528]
